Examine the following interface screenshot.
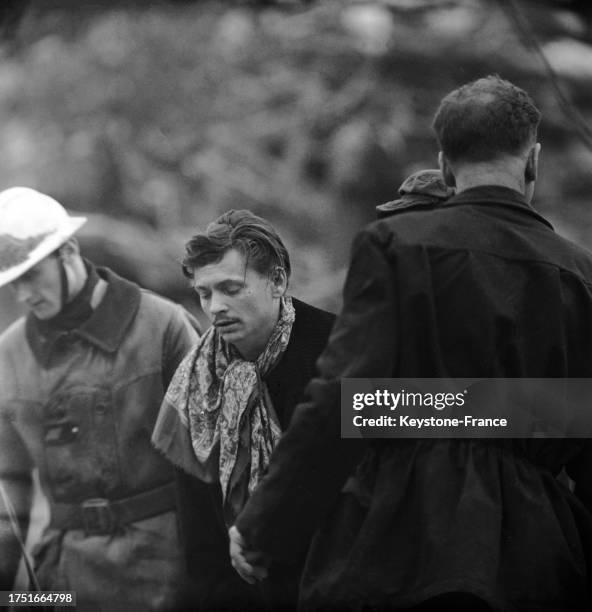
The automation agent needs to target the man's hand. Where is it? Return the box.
[228,525,269,584]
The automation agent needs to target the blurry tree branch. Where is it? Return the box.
[500,0,592,152]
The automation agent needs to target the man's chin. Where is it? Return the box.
[218,328,243,343]
[30,306,58,320]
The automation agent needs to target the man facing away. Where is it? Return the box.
[230,76,592,611]
[151,209,335,611]
[0,187,199,610]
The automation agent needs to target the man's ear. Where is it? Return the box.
[58,237,80,261]
[525,142,541,182]
[270,267,288,297]
[438,151,456,187]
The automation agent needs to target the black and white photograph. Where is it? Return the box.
[2,1,592,610]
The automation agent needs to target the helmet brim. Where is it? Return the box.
[0,216,87,288]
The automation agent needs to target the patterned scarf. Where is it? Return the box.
[152,296,295,525]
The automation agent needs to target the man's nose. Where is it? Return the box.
[10,280,33,304]
[208,292,228,315]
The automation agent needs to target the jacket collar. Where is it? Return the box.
[443,185,554,230]
[26,266,141,361]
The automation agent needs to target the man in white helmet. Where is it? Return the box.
[0,187,199,610]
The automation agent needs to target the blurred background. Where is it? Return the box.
[1,0,592,589]
[1,0,592,330]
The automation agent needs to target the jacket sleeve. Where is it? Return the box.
[566,442,592,512]
[236,227,398,562]
[175,469,262,609]
[0,404,33,589]
[162,305,201,390]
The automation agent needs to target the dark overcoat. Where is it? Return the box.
[237,186,592,612]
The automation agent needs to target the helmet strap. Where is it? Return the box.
[57,250,70,311]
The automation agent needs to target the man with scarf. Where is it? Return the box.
[152,209,335,611]
[0,187,200,610]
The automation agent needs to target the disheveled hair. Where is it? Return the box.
[432,75,541,163]
[182,209,291,280]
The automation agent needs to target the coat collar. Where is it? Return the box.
[26,266,141,362]
[443,185,554,230]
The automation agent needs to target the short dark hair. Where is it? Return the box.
[432,75,541,163]
[182,209,291,280]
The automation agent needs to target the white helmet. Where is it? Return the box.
[0,187,87,288]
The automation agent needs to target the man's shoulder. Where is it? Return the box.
[288,298,335,357]
[292,298,335,330]
[139,286,182,313]
[363,198,592,287]
[366,205,449,237]
[138,288,202,335]
[0,317,26,349]
[97,265,183,315]
[95,265,201,338]
[0,317,27,365]
[547,231,592,283]
[269,299,334,381]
